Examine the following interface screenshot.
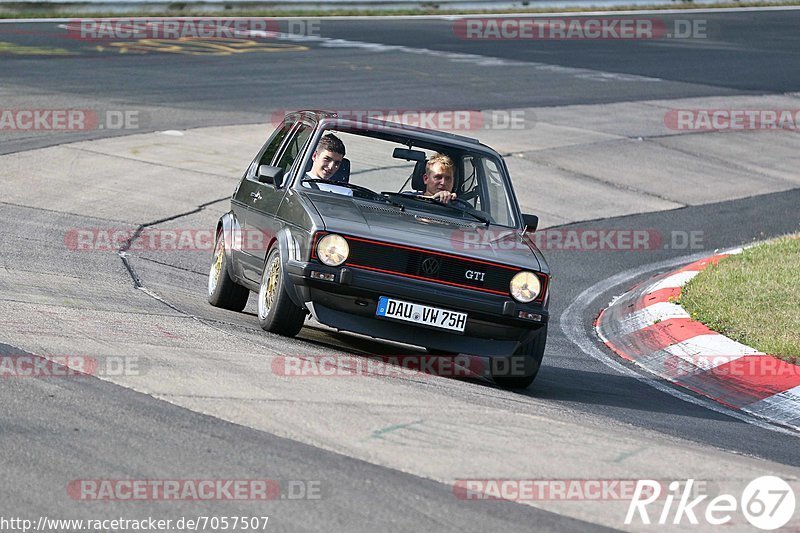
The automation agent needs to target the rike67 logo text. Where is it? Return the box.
[626,477,795,530]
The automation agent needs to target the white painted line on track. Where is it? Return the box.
[249,28,663,79]
[562,251,798,437]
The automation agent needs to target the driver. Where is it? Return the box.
[422,153,457,203]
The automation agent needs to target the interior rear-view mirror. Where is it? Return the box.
[393,147,426,162]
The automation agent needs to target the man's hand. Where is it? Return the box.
[425,191,458,203]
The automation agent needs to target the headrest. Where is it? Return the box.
[410,160,427,191]
[329,157,350,183]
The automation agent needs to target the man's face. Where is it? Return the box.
[310,149,343,180]
[423,162,455,196]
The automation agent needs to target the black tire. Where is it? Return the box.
[208,229,249,311]
[257,247,306,336]
[491,324,547,390]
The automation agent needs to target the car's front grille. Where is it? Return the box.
[314,234,546,301]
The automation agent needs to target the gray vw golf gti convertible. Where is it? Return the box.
[208,111,550,388]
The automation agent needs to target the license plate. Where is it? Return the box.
[376,296,467,333]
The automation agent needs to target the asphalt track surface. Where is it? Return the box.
[2,10,800,532]
[3,9,800,153]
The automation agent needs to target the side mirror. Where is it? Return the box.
[257,164,284,186]
[522,214,539,233]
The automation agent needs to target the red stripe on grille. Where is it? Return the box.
[312,232,548,302]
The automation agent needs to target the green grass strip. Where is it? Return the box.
[681,233,800,362]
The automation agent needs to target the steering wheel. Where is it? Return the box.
[449,197,473,209]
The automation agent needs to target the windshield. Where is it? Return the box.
[296,128,519,228]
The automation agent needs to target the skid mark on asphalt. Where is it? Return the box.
[369,420,426,440]
[365,418,563,455]
[611,446,648,463]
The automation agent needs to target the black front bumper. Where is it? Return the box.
[285,260,548,357]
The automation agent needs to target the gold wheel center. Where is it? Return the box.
[264,258,280,312]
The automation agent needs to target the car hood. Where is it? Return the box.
[305,192,545,272]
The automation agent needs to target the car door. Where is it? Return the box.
[234,121,296,282]
[241,121,314,283]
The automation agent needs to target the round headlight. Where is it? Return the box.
[509,271,541,303]
[317,234,349,266]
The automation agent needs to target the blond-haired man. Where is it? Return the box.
[422,153,457,203]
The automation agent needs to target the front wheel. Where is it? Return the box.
[491,324,547,390]
[208,229,249,311]
[257,248,306,336]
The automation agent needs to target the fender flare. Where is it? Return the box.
[216,212,240,278]
[273,227,307,310]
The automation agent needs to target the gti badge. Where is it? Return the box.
[465,269,485,282]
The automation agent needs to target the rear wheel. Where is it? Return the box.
[258,248,306,336]
[208,229,249,311]
[491,324,547,390]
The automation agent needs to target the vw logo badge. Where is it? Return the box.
[420,257,441,276]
